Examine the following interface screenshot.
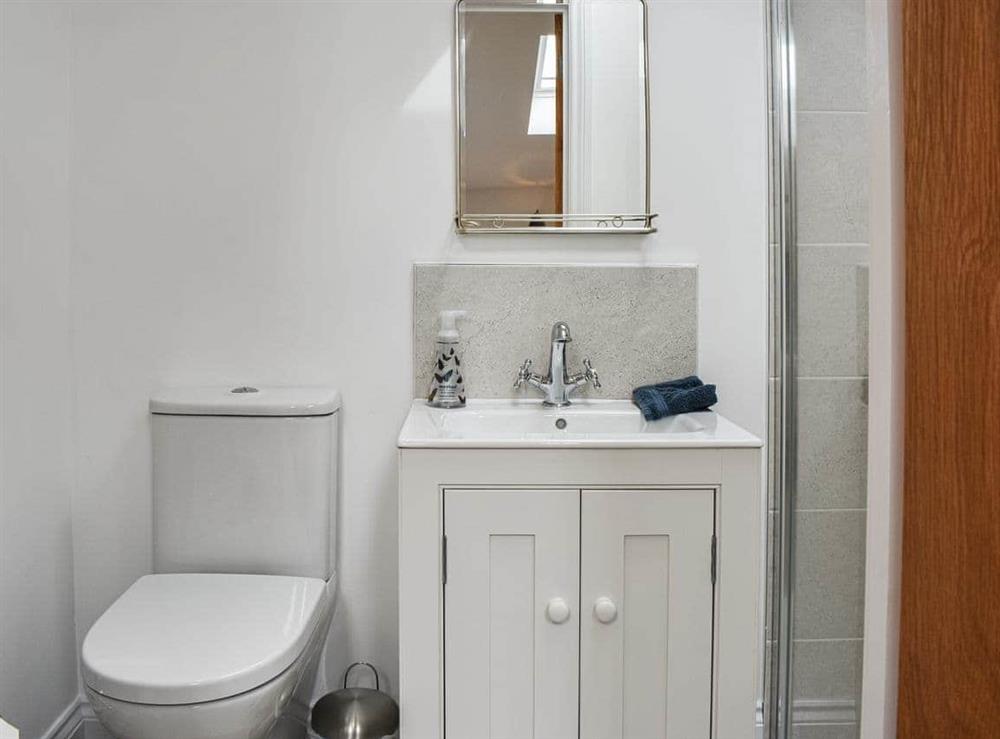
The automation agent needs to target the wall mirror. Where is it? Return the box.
[455,0,654,234]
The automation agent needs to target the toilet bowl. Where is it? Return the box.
[82,573,335,739]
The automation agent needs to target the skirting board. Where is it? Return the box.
[53,696,852,739]
[40,698,93,739]
[43,696,314,739]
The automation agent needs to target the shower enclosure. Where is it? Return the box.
[766,1,871,737]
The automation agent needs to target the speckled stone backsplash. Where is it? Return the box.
[413,264,697,400]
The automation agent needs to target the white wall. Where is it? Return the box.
[862,0,904,736]
[571,0,647,214]
[62,0,766,706]
[0,3,80,737]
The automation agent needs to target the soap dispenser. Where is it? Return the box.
[427,310,467,408]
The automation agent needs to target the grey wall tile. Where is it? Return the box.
[793,724,859,739]
[792,639,863,704]
[798,246,869,377]
[413,264,697,399]
[792,0,868,112]
[796,113,870,244]
[797,378,867,509]
[782,0,870,715]
[793,510,866,639]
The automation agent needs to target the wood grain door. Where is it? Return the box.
[444,488,579,739]
[899,0,1000,735]
[579,489,715,739]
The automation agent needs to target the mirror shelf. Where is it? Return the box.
[456,213,657,234]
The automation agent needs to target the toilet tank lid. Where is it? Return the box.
[150,386,340,416]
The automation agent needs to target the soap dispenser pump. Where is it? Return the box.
[427,310,467,408]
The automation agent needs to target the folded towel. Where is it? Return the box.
[632,376,718,421]
[645,375,704,392]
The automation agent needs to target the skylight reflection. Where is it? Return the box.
[527,34,557,136]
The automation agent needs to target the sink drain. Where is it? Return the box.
[555,418,568,430]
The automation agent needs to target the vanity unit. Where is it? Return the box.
[398,400,762,738]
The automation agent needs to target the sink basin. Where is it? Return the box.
[398,399,761,449]
[438,404,703,436]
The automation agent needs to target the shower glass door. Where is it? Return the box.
[766,1,870,737]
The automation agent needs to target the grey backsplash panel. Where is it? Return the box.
[413,264,697,399]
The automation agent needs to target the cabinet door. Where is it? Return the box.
[580,489,715,739]
[444,488,579,739]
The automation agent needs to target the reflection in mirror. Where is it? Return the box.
[456,0,653,233]
[463,8,564,222]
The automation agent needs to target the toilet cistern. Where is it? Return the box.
[514,321,601,407]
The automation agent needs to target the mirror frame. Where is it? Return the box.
[454,0,656,234]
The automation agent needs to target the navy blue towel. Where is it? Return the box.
[632,375,718,421]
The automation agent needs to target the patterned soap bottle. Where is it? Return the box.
[427,310,467,408]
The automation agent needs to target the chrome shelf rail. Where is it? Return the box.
[456,212,657,234]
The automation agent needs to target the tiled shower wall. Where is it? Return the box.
[786,1,870,736]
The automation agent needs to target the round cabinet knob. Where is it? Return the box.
[593,596,618,624]
[546,597,571,624]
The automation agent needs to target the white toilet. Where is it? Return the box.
[81,386,341,739]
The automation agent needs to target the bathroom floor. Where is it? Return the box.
[70,725,108,739]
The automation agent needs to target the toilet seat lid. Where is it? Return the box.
[82,573,328,705]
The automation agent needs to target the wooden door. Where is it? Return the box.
[900,0,1000,735]
[444,488,579,739]
[580,489,715,739]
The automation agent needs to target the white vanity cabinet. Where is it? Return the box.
[445,487,715,739]
[398,400,762,739]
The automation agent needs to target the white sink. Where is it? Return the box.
[398,399,761,449]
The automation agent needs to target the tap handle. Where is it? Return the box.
[583,358,602,389]
[514,359,533,389]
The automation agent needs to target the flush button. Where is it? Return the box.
[231,386,259,394]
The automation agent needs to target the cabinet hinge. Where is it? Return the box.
[442,535,448,585]
[710,534,717,585]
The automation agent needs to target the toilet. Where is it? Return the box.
[81,386,340,739]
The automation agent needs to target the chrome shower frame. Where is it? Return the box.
[764,0,798,736]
